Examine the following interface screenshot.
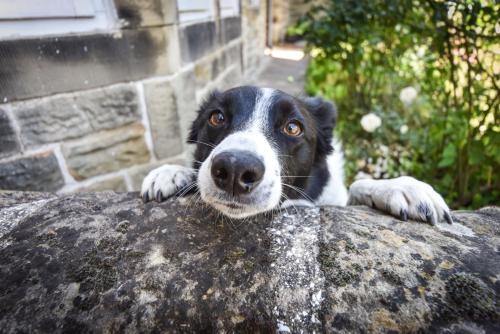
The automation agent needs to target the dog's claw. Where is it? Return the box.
[444,211,453,224]
[142,192,149,203]
[426,213,437,226]
[399,209,408,222]
[155,190,163,202]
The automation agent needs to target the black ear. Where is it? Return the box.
[187,90,222,144]
[302,97,337,159]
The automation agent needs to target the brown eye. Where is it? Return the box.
[283,120,303,137]
[208,110,225,127]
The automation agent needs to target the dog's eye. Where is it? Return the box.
[283,120,303,137]
[208,110,225,127]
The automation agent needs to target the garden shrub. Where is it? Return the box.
[292,0,499,208]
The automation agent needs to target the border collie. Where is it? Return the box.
[141,86,453,225]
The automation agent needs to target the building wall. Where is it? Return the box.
[271,0,319,44]
[0,0,268,193]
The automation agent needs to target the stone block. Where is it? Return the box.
[0,151,64,192]
[115,0,177,28]
[193,56,215,87]
[193,42,243,89]
[220,17,242,44]
[223,42,243,68]
[12,84,141,148]
[62,123,150,180]
[0,108,20,158]
[1,27,177,103]
[171,71,199,149]
[75,177,128,192]
[143,80,184,159]
[212,43,243,82]
[128,156,187,190]
[196,65,243,104]
[179,21,217,64]
[82,85,141,131]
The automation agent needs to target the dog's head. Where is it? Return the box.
[188,86,336,218]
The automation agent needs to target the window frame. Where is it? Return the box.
[0,0,118,40]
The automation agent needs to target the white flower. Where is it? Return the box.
[400,125,409,134]
[360,113,382,132]
[399,86,418,105]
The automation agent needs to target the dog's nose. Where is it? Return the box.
[211,150,265,196]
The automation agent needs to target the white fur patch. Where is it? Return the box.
[315,139,348,206]
[251,87,275,132]
[141,164,196,201]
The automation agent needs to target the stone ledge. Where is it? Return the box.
[0,191,498,333]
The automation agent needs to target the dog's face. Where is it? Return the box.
[188,86,336,218]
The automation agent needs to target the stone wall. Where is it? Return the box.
[0,0,268,193]
[1,191,498,333]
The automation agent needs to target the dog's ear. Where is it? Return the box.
[302,97,337,159]
[187,90,222,144]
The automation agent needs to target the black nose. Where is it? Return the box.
[211,150,265,196]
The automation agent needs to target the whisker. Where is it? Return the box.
[174,182,197,197]
[281,175,314,178]
[280,193,296,215]
[282,183,314,203]
[188,140,215,148]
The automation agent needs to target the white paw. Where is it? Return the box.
[348,176,453,225]
[140,165,196,202]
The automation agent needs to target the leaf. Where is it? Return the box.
[469,141,484,165]
[438,143,457,168]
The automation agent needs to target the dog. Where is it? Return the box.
[141,86,453,225]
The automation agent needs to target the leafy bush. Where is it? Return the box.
[292,0,499,208]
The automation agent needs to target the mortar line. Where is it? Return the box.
[136,82,156,162]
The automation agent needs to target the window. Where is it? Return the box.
[177,0,215,24]
[220,0,240,18]
[0,0,117,40]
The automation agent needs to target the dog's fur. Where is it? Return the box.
[141,86,453,224]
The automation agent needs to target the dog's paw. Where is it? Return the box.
[140,165,196,203]
[348,176,453,225]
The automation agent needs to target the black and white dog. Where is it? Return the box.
[141,86,453,224]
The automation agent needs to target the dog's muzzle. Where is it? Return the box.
[197,130,282,218]
[211,150,265,196]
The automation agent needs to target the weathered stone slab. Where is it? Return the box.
[115,0,177,28]
[0,108,20,158]
[81,84,141,131]
[143,79,184,159]
[12,84,141,148]
[0,191,498,333]
[1,27,176,103]
[196,64,243,104]
[62,123,150,180]
[179,21,217,64]
[13,96,91,147]
[171,70,199,153]
[0,151,64,191]
[193,41,243,88]
[220,16,242,44]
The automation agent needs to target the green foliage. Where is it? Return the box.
[296,0,499,208]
